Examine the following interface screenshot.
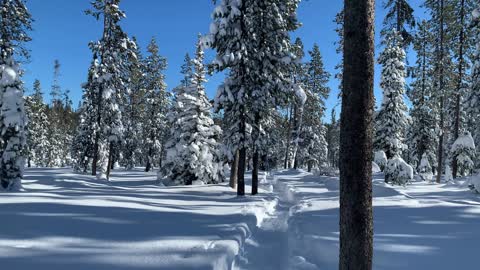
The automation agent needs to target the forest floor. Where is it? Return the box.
[0,168,479,270]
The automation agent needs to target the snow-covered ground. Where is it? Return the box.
[1,168,479,270]
[0,168,276,270]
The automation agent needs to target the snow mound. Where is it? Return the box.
[289,256,319,270]
[385,156,413,185]
[469,174,480,193]
[374,150,387,170]
[372,161,381,173]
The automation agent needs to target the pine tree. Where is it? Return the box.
[180,53,193,88]
[407,20,437,171]
[86,0,137,180]
[449,0,475,178]
[326,109,340,168]
[287,37,307,169]
[425,0,457,183]
[25,80,49,167]
[0,0,32,190]
[334,10,344,96]
[450,131,476,176]
[162,37,222,185]
[466,7,480,168]
[374,30,408,160]
[381,0,415,47]
[297,43,330,171]
[143,37,169,172]
[122,37,144,170]
[205,0,300,195]
[72,55,100,172]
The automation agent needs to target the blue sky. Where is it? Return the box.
[23,0,427,122]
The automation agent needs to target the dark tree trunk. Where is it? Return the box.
[230,150,239,189]
[92,134,99,176]
[452,0,466,179]
[237,109,246,196]
[307,160,313,172]
[145,147,153,172]
[106,142,113,180]
[436,0,445,184]
[252,151,259,195]
[237,147,246,196]
[339,0,375,269]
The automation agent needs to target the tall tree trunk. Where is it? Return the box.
[230,150,239,189]
[92,133,100,176]
[436,0,445,184]
[237,147,246,196]
[340,0,375,269]
[284,104,294,169]
[106,142,113,180]
[452,0,466,179]
[252,151,259,195]
[237,108,246,196]
[145,147,152,172]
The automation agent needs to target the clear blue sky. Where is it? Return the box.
[23,0,426,122]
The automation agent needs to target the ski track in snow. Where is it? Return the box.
[1,168,480,270]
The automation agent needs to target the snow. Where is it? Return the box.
[372,161,381,173]
[451,132,476,152]
[0,65,17,86]
[2,168,480,269]
[385,156,413,185]
[374,150,387,169]
[273,170,480,270]
[0,168,275,270]
[473,8,480,20]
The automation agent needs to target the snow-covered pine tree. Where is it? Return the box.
[406,20,438,171]
[122,37,144,170]
[287,37,306,169]
[0,0,32,191]
[44,60,63,167]
[86,0,137,180]
[466,7,480,168]
[381,0,415,47]
[72,55,100,173]
[326,109,340,168]
[25,79,49,168]
[297,43,330,171]
[425,0,457,183]
[205,0,300,195]
[450,131,476,176]
[142,37,169,172]
[374,30,408,160]
[334,9,344,96]
[180,53,193,88]
[449,0,475,178]
[162,37,222,185]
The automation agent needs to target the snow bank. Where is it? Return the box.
[469,174,480,193]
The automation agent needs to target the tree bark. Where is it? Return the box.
[252,151,259,195]
[339,0,375,269]
[237,107,246,196]
[237,147,246,196]
[230,150,239,189]
[106,142,113,180]
[436,0,445,184]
